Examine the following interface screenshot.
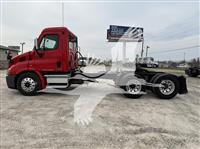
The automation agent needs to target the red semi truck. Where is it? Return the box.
[6,27,187,99]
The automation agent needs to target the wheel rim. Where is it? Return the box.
[126,80,142,94]
[21,77,36,92]
[159,80,175,95]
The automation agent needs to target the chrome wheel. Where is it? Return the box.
[21,77,36,92]
[126,79,142,94]
[159,80,175,95]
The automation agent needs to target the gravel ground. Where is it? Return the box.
[0,69,200,149]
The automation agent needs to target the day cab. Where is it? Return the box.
[6,27,79,95]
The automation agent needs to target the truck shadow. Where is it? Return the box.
[38,88,178,101]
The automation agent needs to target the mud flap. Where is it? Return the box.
[178,76,188,94]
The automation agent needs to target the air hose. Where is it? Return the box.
[75,49,108,79]
[74,71,108,79]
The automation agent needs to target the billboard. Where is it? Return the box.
[107,25,143,42]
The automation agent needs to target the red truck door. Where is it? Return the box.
[33,33,63,72]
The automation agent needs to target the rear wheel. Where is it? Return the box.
[122,76,145,99]
[17,72,41,96]
[152,74,179,99]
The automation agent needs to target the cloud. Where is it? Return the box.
[146,12,199,42]
[1,1,199,60]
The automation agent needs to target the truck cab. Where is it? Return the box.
[137,57,158,68]
[7,27,79,95]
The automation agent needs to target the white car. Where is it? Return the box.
[137,57,158,68]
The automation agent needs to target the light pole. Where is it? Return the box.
[184,52,185,64]
[146,45,150,57]
[20,42,25,54]
[141,39,144,57]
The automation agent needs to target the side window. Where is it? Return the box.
[69,34,77,51]
[39,34,58,50]
[74,42,77,50]
[69,41,73,50]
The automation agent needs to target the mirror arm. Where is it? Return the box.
[34,38,43,57]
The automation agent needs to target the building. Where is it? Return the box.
[0,45,20,69]
[158,61,169,68]
[177,63,190,68]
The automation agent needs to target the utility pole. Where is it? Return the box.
[20,42,25,54]
[184,52,185,63]
[141,39,144,58]
[146,45,150,57]
[62,2,64,26]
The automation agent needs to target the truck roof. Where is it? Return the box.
[41,27,77,38]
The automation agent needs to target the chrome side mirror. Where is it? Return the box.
[34,38,39,50]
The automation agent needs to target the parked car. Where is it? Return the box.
[185,67,200,77]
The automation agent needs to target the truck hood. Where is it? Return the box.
[10,51,33,67]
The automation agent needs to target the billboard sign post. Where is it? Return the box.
[107,25,144,62]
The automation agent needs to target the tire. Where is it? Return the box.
[17,72,42,96]
[122,75,146,99]
[150,73,163,93]
[152,74,179,99]
[189,73,198,77]
[123,93,143,99]
[153,64,158,68]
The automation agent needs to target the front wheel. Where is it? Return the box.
[122,77,146,99]
[17,72,42,96]
[152,74,179,99]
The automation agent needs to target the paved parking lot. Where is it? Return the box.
[0,70,200,149]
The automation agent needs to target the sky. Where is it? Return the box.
[1,0,199,61]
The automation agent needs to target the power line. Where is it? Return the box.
[144,20,199,41]
[149,45,200,54]
[145,28,199,41]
